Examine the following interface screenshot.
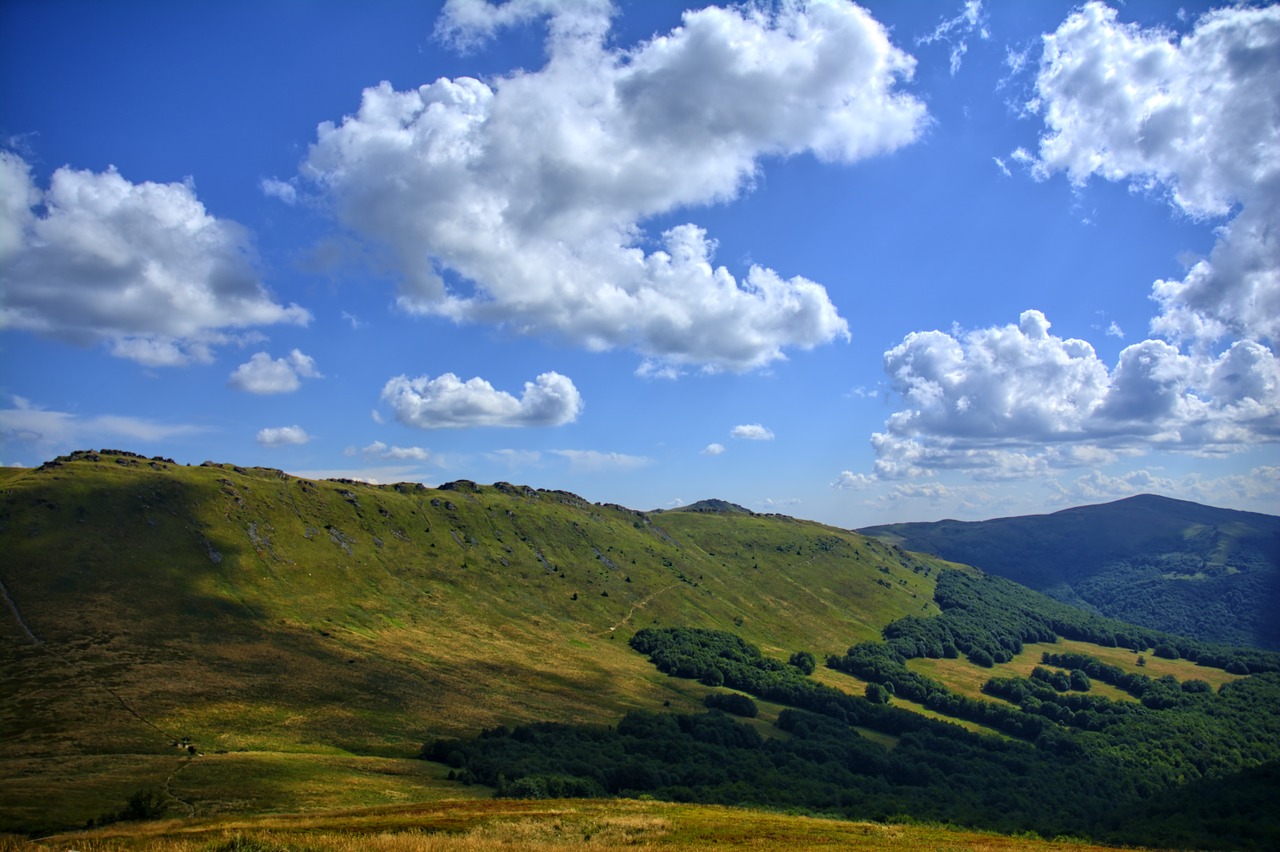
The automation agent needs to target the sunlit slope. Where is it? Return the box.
[0,451,940,768]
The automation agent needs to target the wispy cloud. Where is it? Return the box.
[551,449,650,473]
[0,396,206,453]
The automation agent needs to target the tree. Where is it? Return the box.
[968,648,995,668]
[865,682,891,704]
[790,651,816,675]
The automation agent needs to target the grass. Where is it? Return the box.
[906,639,1246,705]
[14,798,1140,851]
[0,452,948,834]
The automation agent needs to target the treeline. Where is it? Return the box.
[878,571,1280,674]
[629,627,936,736]
[425,626,1280,849]
[424,706,1126,839]
[827,641,1054,741]
[1039,651,1214,709]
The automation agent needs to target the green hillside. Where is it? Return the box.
[859,494,1280,650]
[0,450,946,834]
[3,450,1277,850]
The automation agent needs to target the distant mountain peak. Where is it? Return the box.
[664,499,754,515]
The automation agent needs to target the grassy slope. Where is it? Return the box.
[0,452,948,833]
[859,494,1280,649]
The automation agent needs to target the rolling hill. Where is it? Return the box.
[859,494,1280,650]
[2,451,1278,850]
[0,449,948,835]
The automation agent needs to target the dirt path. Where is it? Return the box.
[1,572,179,742]
[604,584,676,635]
[0,575,41,645]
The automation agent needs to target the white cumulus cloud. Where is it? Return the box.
[731,424,775,441]
[1028,2,1280,347]
[228,349,322,394]
[303,1,926,371]
[702,442,726,456]
[0,152,310,365]
[381,371,583,428]
[256,425,311,447]
[871,311,1280,479]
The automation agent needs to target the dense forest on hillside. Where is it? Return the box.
[428,569,1280,850]
[859,494,1280,650]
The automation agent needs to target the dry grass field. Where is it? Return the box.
[8,798,1140,851]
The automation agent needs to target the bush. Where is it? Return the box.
[704,691,759,718]
[790,651,817,675]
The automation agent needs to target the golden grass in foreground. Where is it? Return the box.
[12,798,1141,851]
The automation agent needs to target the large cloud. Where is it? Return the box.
[871,311,1280,478]
[381,371,583,428]
[0,153,310,365]
[302,1,926,371]
[1028,2,1280,346]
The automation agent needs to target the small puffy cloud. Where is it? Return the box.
[1027,2,1280,346]
[229,349,322,394]
[256,425,311,447]
[871,311,1280,479]
[551,449,650,473]
[347,440,431,462]
[832,470,876,490]
[0,152,310,365]
[731,424,775,441]
[702,442,726,456]
[303,1,926,371]
[381,371,582,428]
[260,177,297,205]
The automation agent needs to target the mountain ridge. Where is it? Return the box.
[859,493,1280,650]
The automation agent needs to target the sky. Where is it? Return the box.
[1,0,1277,528]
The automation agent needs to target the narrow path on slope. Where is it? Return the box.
[0,575,41,645]
[1,572,181,742]
[603,584,676,635]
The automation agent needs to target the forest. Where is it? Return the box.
[425,569,1280,850]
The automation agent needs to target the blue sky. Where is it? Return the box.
[2,0,1277,527]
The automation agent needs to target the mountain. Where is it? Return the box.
[859,494,1280,650]
[3,452,1278,850]
[0,449,948,834]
